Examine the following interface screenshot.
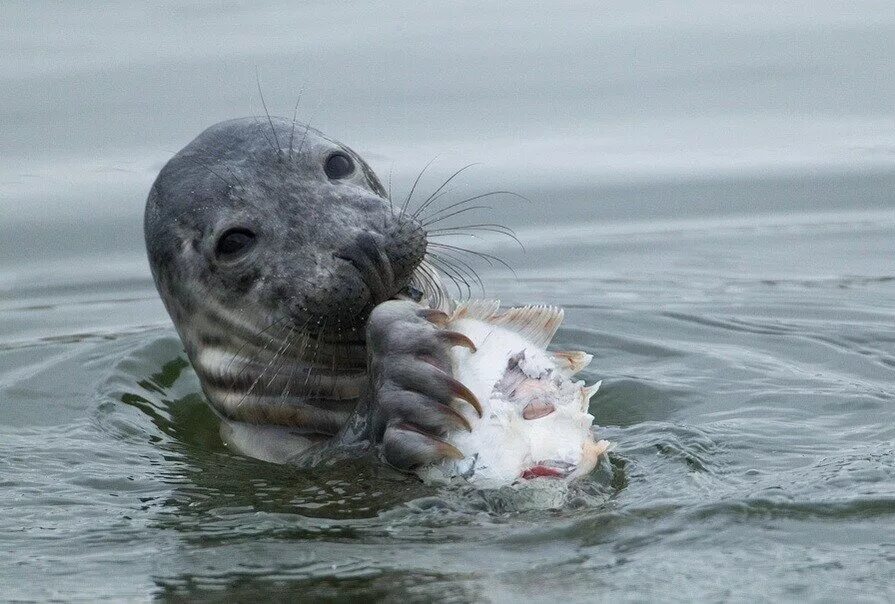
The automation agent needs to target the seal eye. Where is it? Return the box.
[324,152,354,179]
[215,228,256,259]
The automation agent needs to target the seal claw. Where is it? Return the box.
[439,402,473,432]
[383,422,465,469]
[438,331,477,352]
[446,376,483,417]
[417,308,449,326]
[435,439,465,460]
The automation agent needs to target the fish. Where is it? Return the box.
[417,300,611,487]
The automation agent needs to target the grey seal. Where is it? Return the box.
[144,117,481,469]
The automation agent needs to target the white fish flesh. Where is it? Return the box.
[417,300,610,487]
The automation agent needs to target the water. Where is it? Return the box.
[2,2,894,601]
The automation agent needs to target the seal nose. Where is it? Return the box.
[381,217,427,287]
[335,232,396,304]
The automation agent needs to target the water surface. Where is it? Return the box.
[2,2,894,601]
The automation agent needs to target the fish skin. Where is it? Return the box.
[415,300,610,487]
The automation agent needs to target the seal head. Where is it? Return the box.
[145,117,428,434]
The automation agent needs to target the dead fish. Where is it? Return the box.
[417,300,611,487]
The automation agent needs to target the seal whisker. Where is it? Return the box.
[178,154,235,189]
[189,152,249,190]
[304,317,328,389]
[252,115,278,154]
[421,191,531,226]
[220,164,248,189]
[297,122,313,157]
[427,262,450,308]
[415,260,449,310]
[429,222,519,236]
[266,324,296,389]
[195,151,245,188]
[242,317,318,406]
[427,248,486,295]
[232,319,295,412]
[422,205,493,228]
[400,156,439,219]
[410,265,434,304]
[277,333,302,406]
[428,241,504,268]
[288,90,303,159]
[411,163,480,220]
[428,250,483,297]
[413,185,456,218]
[426,253,471,299]
[428,223,525,250]
[387,161,395,215]
[328,325,342,400]
[227,316,291,378]
[428,232,484,241]
[304,331,339,402]
[427,250,473,289]
[283,323,316,401]
[268,324,316,403]
[428,241,518,278]
[410,262,436,302]
[278,326,309,406]
[428,259,471,300]
[255,68,282,153]
[225,317,288,378]
[418,264,439,301]
[223,315,289,378]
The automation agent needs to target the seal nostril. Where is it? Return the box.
[333,251,361,272]
[335,233,397,305]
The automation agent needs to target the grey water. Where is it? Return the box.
[2,2,894,601]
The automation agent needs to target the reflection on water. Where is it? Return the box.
[2,1,894,601]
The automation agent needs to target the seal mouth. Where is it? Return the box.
[334,232,399,306]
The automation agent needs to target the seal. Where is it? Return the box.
[145,117,481,469]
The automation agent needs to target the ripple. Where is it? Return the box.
[2,206,894,600]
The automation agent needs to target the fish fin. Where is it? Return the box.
[579,380,602,410]
[451,299,501,321]
[586,438,611,459]
[551,350,593,375]
[492,305,564,347]
[450,300,564,347]
[571,438,611,479]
